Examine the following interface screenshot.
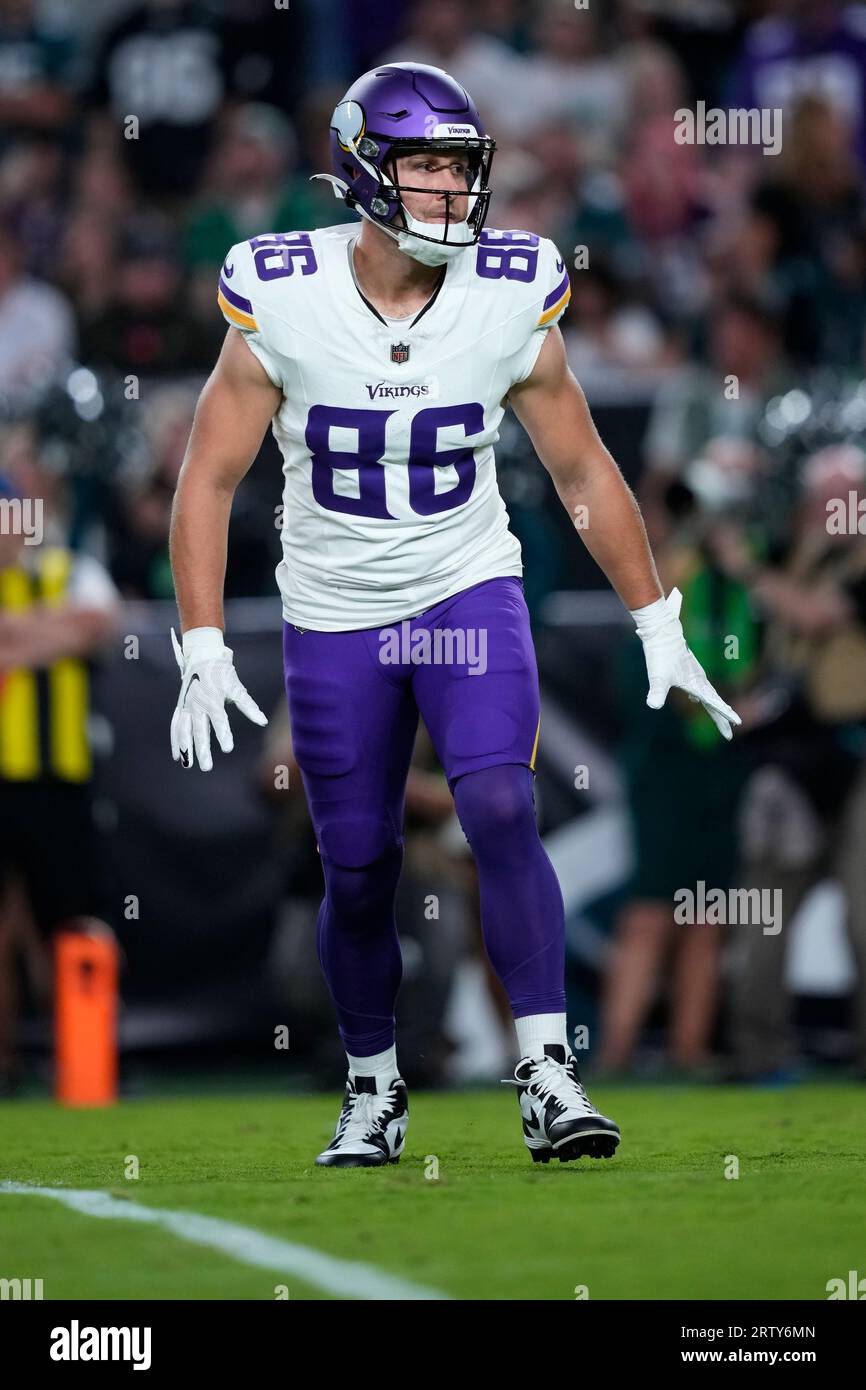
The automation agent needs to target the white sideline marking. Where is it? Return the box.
[0,1182,449,1301]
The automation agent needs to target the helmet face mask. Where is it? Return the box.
[316,64,496,262]
[376,139,494,247]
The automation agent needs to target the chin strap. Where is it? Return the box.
[310,172,351,201]
[311,170,407,248]
[310,169,477,267]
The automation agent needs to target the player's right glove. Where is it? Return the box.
[170,626,267,772]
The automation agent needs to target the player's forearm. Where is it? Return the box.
[556,455,663,611]
[169,470,235,633]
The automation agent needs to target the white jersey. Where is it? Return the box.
[217,222,571,630]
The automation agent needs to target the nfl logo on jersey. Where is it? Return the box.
[390,342,410,364]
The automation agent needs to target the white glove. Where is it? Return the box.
[170,626,267,771]
[630,588,742,741]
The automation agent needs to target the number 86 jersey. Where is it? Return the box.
[217,223,571,630]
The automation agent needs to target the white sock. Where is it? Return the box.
[515,1013,569,1060]
[346,1044,399,1081]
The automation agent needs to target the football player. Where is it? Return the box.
[169,63,740,1167]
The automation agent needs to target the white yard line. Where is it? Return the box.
[0,1182,450,1301]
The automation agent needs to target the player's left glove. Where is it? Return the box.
[630,587,742,741]
[170,626,268,771]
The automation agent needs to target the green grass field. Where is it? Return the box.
[1,1083,864,1300]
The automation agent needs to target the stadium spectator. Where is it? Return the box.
[0,137,68,281]
[0,219,75,415]
[474,0,533,52]
[746,94,865,366]
[729,0,866,169]
[521,0,628,157]
[708,443,866,1082]
[620,41,706,244]
[57,213,120,328]
[377,0,534,141]
[219,0,311,113]
[55,146,131,324]
[104,383,196,600]
[489,143,569,240]
[80,215,214,375]
[0,0,76,155]
[615,0,745,109]
[562,259,671,395]
[597,459,757,1078]
[85,0,233,200]
[0,435,120,1095]
[104,379,278,600]
[640,293,791,545]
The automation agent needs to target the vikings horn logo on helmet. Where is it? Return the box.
[333,100,366,153]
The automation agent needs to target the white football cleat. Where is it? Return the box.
[503,1044,621,1163]
[315,1072,408,1168]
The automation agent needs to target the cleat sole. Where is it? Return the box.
[316,1153,400,1168]
[526,1131,621,1164]
[555,1133,620,1162]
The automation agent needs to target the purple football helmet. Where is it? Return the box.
[315,63,496,259]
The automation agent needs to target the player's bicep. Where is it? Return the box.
[181,328,283,493]
[509,320,568,395]
[508,328,609,488]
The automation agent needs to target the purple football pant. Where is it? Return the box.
[282,577,566,1058]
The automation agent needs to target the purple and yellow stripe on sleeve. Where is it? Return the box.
[538,269,571,327]
[217,274,258,331]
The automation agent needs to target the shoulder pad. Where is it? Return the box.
[473,230,570,326]
[534,236,571,329]
[218,239,260,333]
[488,234,571,387]
[217,232,321,334]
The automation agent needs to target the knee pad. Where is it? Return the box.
[454,764,537,852]
[318,814,402,871]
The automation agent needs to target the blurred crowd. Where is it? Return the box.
[0,0,864,581]
[1,0,866,1087]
